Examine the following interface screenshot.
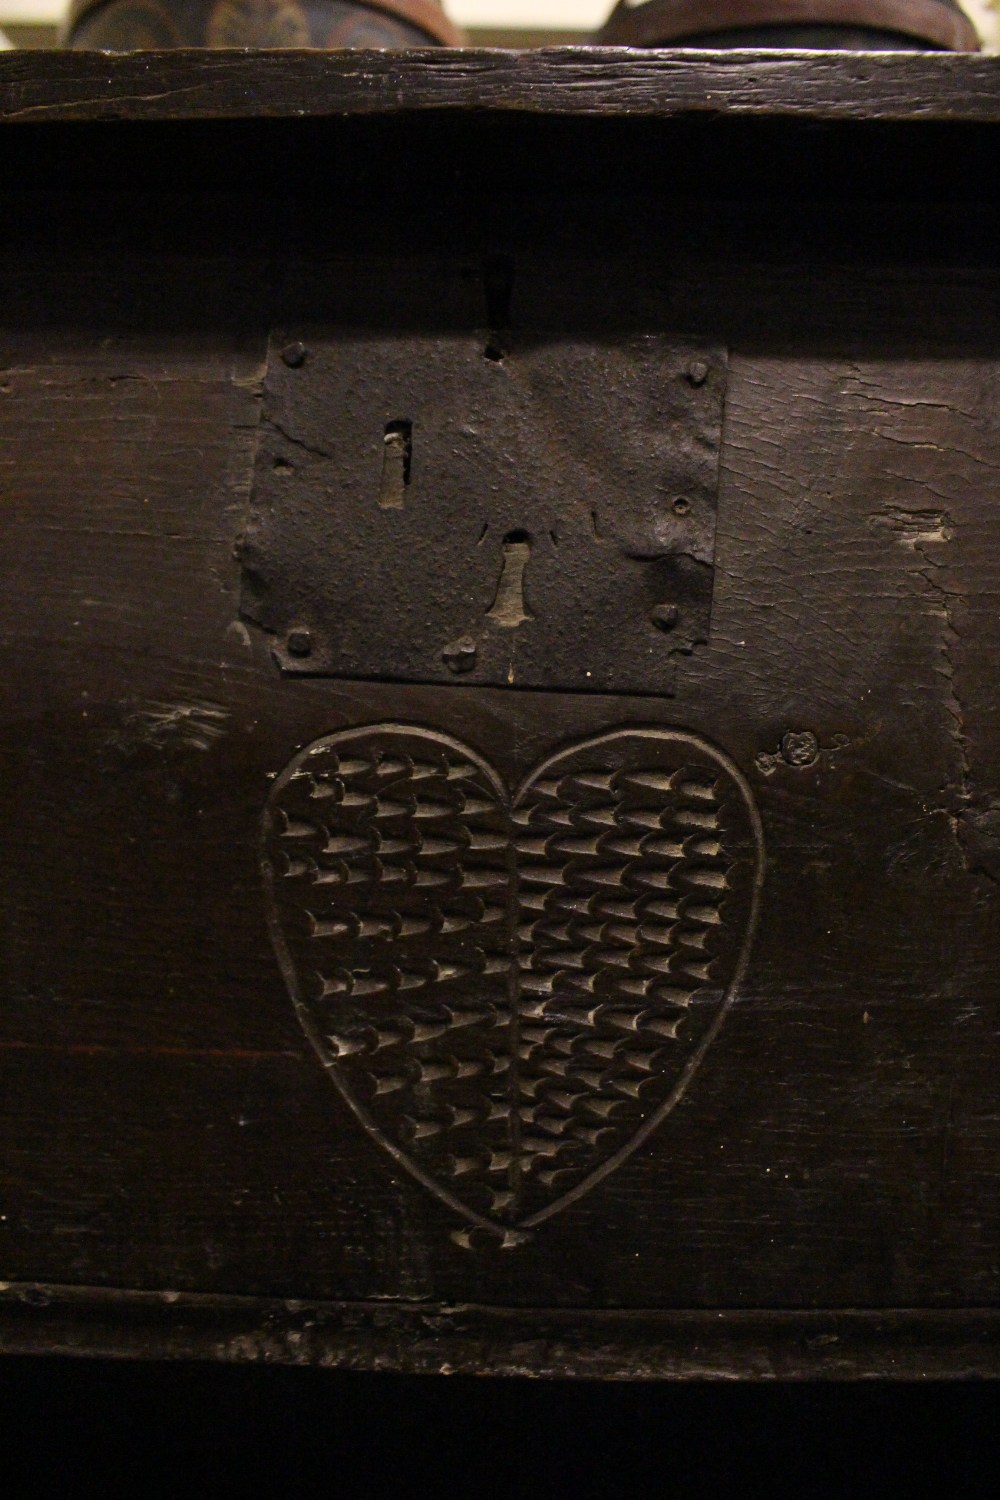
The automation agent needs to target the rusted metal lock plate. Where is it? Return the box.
[239,332,726,693]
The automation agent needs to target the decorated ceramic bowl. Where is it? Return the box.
[64,0,464,50]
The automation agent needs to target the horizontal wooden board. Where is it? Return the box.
[0,48,999,126]
[2,1284,1000,1378]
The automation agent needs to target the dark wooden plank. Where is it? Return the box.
[1,1284,999,1378]
[1,48,1000,127]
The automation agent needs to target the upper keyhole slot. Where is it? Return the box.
[379,420,412,509]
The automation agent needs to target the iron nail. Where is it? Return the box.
[650,604,679,632]
[442,635,477,673]
[287,627,314,658]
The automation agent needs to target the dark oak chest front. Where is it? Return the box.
[0,47,998,1378]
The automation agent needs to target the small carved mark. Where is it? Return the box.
[450,1226,533,1250]
[126,699,230,753]
[672,497,691,517]
[958,799,1000,885]
[781,731,819,767]
[487,530,532,628]
[871,506,952,550]
[756,729,849,776]
[379,420,412,510]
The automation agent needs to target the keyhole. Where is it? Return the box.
[379,420,412,509]
[487,529,532,628]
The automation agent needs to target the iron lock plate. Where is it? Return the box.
[239,331,727,694]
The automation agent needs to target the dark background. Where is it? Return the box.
[1,1356,997,1495]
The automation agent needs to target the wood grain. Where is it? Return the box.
[2,1284,1000,1378]
[0,50,997,1376]
[0,48,999,126]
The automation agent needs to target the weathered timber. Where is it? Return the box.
[0,48,999,125]
[0,51,997,1378]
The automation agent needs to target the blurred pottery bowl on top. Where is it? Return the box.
[64,0,464,50]
[594,0,981,49]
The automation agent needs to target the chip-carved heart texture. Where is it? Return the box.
[263,726,764,1237]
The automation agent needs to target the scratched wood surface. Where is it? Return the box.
[0,54,998,1376]
[1,48,1000,124]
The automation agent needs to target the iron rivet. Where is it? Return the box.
[650,604,679,632]
[441,635,477,674]
[281,341,308,369]
[687,360,709,386]
[287,627,313,658]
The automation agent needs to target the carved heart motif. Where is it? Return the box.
[263,726,764,1244]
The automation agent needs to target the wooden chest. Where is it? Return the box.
[0,47,998,1378]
